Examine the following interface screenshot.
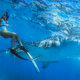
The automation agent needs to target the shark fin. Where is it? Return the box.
[42,62,50,69]
[42,61,58,69]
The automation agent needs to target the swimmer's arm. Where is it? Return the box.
[0,24,10,27]
[5,24,10,26]
[0,24,6,26]
[5,21,10,26]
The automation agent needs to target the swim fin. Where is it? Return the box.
[20,46,28,53]
[10,49,30,60]
[20,46,40,72]
[10,49,40,61]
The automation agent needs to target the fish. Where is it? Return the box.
[22,40,80,68]
[0,40,80,69]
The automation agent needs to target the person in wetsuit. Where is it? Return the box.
[0,11,29,60]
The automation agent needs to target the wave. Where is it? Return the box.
[25,1,80,47]
[1,0,80,47]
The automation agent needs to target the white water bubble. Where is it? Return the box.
[55,40,60,46]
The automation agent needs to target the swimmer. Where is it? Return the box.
[0,12,30,60]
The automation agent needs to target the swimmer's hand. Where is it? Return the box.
[0,24,10,26]
[5,24,10,27]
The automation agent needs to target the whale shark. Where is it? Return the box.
[0,40,80,69]
[22,40,80,69]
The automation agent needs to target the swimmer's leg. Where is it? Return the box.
[11,33,23,48]
[0,31,28,60]
[14,33,28,53]
[10,34,28,60]
[11,33,28,54]
[10,33,28,60]
[11,35,15,50]
[15,34,23,47]
[10,33,23,46]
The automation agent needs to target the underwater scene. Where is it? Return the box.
[0,0,80,80]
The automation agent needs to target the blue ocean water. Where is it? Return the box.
[0,0,80,80]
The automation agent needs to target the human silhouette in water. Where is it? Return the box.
[0,11,30,60]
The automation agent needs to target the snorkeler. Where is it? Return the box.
[0,11,40,72]
[0,12,31,60]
